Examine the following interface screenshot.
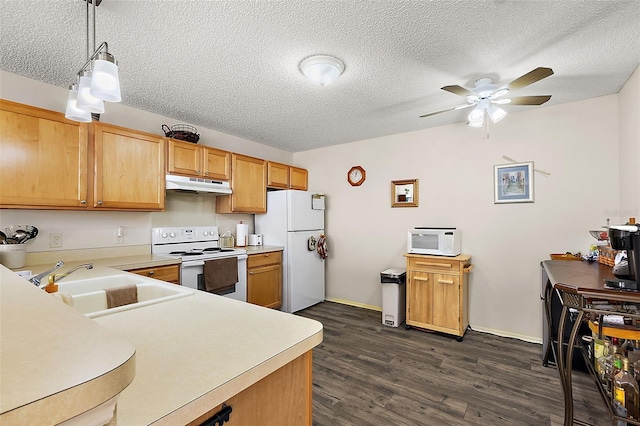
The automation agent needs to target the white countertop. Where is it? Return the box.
[1,257,323,425]
[0,266,136,425]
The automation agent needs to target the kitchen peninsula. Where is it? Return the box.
[0,264,323,425]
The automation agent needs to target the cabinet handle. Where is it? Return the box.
[464,265,474,273]
[249,271,255,275]
[80,200,87,205]
[416,262,451,268]
[437,279,454,284]
[148,270,154,276]
[196,170,201,174]
[204,171,209,176]
[414,276,429,282]
[97,200,103,206]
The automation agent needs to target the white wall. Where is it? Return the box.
[0,71,286,252]
[294,95,622,342]
[618,65,640,218]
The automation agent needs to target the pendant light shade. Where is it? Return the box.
[90,52,121,102]
[300,55,345,86]
[65,84,92,122]
[76,71,105,113]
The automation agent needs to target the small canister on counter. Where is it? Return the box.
[0,244,26,269]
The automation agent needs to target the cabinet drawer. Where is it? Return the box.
[127,264,180,284]
[247,251,282,268]
[408,257,459,274]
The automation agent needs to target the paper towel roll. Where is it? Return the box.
[236,223,249,247]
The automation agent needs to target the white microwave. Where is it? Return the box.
[407,227,461,256]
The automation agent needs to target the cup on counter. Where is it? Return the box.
[0,245,26,269]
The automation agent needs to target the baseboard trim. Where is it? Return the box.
[470,325,541,344]
[324,298,382,312]
[324,298,542,344]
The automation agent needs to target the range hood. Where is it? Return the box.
[166,174,232,195]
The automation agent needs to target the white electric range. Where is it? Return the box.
[151,226,247,302]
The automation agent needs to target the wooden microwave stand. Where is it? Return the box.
[404,254,473,341]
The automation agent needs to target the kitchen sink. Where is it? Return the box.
[55,274,194,318]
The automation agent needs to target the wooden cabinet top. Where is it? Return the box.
[405,254,471,262]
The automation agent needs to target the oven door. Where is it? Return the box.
[181,255,247,302]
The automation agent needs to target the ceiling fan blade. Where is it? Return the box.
[506,67,554,91]
[419,104,473,118]
[441,85,476,97]
[508,95,552,106]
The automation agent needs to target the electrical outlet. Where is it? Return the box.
[50,233,63,248]
[115,226,124,244]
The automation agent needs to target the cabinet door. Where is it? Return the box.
[289,166,308,191]
[203,147,230,180]
[167,139,201,176]
[407,271,433,325]
[0,100,88,208]
[267,161,290,189]
[93,123,165,210]
[126,265,180,284]
[217,153,266,213]
[432,273,460,331]
[247,264,282,309]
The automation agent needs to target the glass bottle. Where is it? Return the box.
[613,358,640,422]
[597,341,613,393]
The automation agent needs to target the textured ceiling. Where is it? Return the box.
[1,0,639,152]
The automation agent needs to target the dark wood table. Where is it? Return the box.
[541,260,640,426]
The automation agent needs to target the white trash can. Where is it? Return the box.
[380,268,406,327]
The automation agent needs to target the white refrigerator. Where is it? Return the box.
[255,190,325,313]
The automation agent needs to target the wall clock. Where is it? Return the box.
[347,166,366,186]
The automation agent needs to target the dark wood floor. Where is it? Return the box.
[296,301,610,426]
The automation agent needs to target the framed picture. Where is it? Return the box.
[391,179,419,207]
[494,162,534,204]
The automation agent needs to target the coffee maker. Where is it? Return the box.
[606,223,640,291]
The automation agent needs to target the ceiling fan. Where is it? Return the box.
[419,67,554,135]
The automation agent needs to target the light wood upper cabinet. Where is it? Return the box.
[289,166,308,190]
[0,99,89,208]
[167,139,230,181]
[267,162,290,189]
[92,123,165,211]
[267,162,308,191]
[203,146,231,180]
[216,153,267,214]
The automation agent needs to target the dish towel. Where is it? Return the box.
[204,258,238,295]
[106,284,138,309]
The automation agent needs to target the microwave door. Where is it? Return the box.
[413,233,439,251]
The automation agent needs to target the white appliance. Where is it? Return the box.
[151,226,247,302]
[255,190,325,313]
[407,227,461,256]
[165,174,232,194]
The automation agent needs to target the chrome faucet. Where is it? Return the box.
[43,263,94,288]
[28,260,64,286]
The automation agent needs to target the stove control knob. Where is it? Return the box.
[203,230,209,236]
[170,232,176,238]
[161,232,168,238]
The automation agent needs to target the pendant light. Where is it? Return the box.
[65,83,92,122]
[65,0,121,122]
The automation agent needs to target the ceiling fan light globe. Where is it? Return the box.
[468,119,484,128]
[468,107,484,122]
[488,105,507,123]
[492,88,510,98]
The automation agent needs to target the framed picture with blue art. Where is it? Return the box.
[494,162,534,204]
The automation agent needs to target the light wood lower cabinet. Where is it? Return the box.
[405,254,473,340]
[126,264,180,284]
[187,350,312,426]
[247,250,282,309]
